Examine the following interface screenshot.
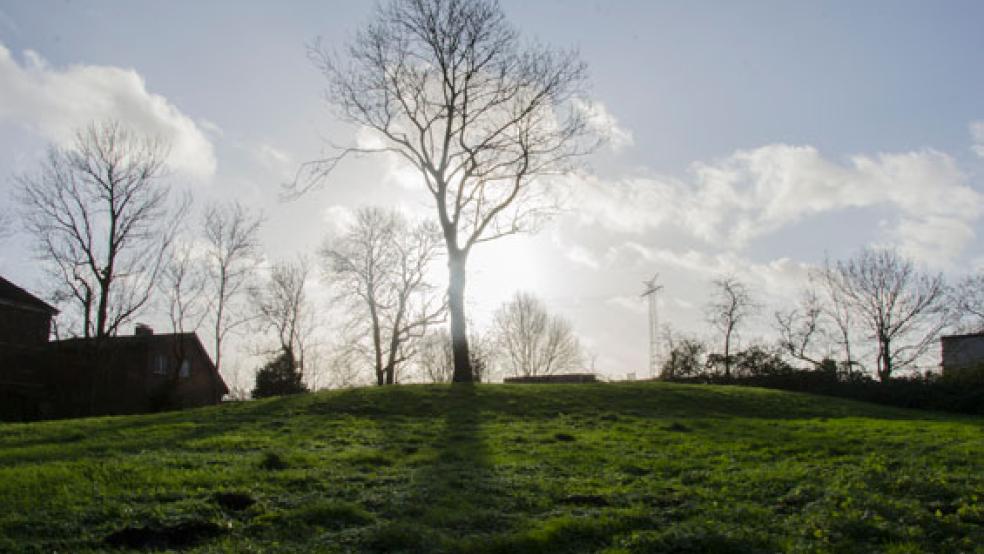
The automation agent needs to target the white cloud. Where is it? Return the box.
[565,244,600,270]
[321,205,357,239]
[574,99,634,152]
[0,44,216,179]
[570,143,982,267]
[971,120,984,158]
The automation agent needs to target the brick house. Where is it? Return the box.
[43,325,229,418]
[0,275,227,420]
[0,275,58,347]
[940,332,984,379]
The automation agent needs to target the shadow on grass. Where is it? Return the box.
[1,382,976,467]
[365,383,505,551]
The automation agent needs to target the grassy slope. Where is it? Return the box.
[0,383,982,553]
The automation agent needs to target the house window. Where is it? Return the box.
[153,354,168,375]
[179,360,191,378]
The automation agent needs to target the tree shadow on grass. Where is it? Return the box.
[365,383,507,551]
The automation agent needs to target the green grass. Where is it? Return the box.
[0,382,982,553]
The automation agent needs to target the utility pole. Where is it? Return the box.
[641,274,663,378]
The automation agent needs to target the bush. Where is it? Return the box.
[252,350,308,399]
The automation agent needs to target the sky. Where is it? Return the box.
[1,0,983,384]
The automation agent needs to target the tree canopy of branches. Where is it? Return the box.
[16,121,178,338]
[251,257,315,381]
[299,0,594,382]
[158,238,209,336]
[321,207,446,385]
[951,272,984,332]
[825,248,948,382]
[251,349,308,399]
[811,264,860,373]
[705,276,757,378]
[493,291,582,377]
[417,328,488,383]
[202,201,263,372]
[774,288,827,368]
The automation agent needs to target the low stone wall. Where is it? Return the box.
[503,373,598,384]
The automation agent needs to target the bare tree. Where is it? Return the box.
[809,261,860,374]
[705,276,757,378]
[417,329,456,383]
[417,327,489,383]
[297,0,595,382]
[826,248,948,382]
[251,257,316,379]
[774,288,827,368]
[158,238,209,336]
[321,207,446,385]
[16,121,178,338]
[202,201,263,372]
[951,272,984,332]
[493,291,582,377]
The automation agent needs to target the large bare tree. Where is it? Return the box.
[493,291,582,377]
[202,201,263,372]
[705,276,757,378]
[16,121,177,338]
[297,0,594,381]
[826,248,948,382]
[321,207,446,385]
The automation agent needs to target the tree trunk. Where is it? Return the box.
[878,336,892,383]
[723,325,733,379]
[448,249,473,382]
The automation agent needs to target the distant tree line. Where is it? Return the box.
[658,248,984,414]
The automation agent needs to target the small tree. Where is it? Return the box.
[493,291,582,377]
[705,276,757,378]
[321,207,446,385]
[826,248,948,382]
[252,349,308,399]
[16,121,179,338]
[298,0,595,382]
[660,333,707,379]
[733,345,793,377]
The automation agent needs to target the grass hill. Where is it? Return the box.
[0,382,982,553]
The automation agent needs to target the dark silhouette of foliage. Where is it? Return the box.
[252,350,308,399]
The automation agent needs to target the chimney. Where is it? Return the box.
[135,323,154,336]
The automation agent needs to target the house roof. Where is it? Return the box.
[941,332,984,341]
[0,276,58,314]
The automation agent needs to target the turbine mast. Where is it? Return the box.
[641,274,663,379]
